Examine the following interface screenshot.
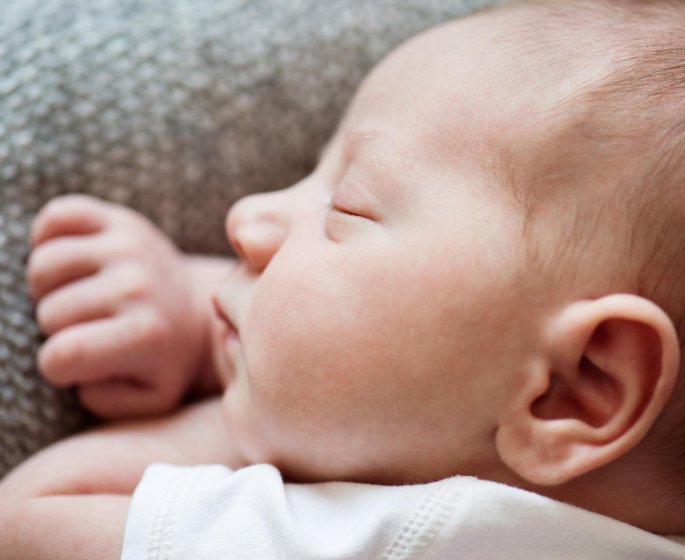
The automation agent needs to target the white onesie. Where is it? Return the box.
[121,463,685,560]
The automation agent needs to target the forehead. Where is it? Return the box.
[321,18,510,206]
[334,9,599,171]
[339,19,499,164]
[316,27,475,211]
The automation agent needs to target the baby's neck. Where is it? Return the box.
[539,460,685,535]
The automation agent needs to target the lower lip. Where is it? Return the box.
[220,321,241,353]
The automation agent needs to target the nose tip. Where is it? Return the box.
[226,191,290,272]
[230,220,286,272]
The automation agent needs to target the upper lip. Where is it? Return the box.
[212,295,238,334]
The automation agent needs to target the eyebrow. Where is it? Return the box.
[341,128,388,164]
[318,127,388,165]
[338,128,413,211]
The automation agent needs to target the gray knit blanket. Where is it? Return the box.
[0,0,495,478]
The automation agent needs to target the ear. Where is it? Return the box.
[495,294,680,486]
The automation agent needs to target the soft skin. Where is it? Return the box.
[26,195,231,417]
[0,398,241,560]
[3,4,685,558]
[211,11,680,492]
[213,45,533,484]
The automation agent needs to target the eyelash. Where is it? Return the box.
[328,201,367,219]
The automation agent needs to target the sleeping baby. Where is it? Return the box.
[2,0,685,557]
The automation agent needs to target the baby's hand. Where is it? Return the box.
[26,194,207,419]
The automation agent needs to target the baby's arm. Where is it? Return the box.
[27,194,234,418]
[0,397,245,559]
[1,495,130,560]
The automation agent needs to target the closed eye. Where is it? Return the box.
[324,193,381,242]
[328,201,370,220]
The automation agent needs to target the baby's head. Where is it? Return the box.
[212,0,685,529]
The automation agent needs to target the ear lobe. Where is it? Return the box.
[496,294,680,486]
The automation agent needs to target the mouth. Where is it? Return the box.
[212,295,240,344]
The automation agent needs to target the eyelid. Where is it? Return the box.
[329,201,367,219]
[330,180,377,221]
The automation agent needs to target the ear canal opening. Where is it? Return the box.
[573,355,623,428]
[530,358,622,430]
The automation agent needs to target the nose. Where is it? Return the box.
[226,191,288,272]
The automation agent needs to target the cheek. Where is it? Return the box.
[241,254,467,432]
[247,263,376,401]
[226,244,525,477]
[245,260,420,450]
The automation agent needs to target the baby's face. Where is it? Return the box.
[213,12,557,483]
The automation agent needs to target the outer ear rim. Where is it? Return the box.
[495,294,680,486]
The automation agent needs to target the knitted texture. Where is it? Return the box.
[0,0,496,477]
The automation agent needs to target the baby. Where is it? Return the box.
[3,0,685,557]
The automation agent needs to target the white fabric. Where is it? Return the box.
[121,463,685,560]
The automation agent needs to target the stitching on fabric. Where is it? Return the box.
[146,469,195,560]
[378,478,461,560]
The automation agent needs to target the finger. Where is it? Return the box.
[37,312,167,388]
[26,234,105,302]
[31,194,109,247]
[77,379,179,420]
[35,274,116,337]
